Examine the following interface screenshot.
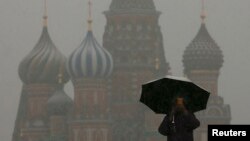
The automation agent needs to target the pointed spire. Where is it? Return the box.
[58,73,63,84]
[43,0,48,27]
[200,0,206,23]
[154,42,160,70]
[88,0,93,31]
[58,63,65,84]
[155,57,160,70]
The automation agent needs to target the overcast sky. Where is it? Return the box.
[0,0,250,141]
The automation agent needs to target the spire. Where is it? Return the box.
[200,0,206,23]
[88,0,93,31]
[58,73,63,84]
[58,63,65,84]
[154,42,160,70]
[43,0,48,27]
[155,57,160,70]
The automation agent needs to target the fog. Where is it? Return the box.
[0,0,250,141]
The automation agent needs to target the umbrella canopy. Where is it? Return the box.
[140,75,210,114]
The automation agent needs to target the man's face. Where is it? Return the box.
[176,98,184,106]
[175,98,185,113]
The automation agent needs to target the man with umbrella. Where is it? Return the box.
[158,96,200,141]
[140,75,210,141]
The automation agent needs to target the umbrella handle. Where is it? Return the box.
[172,115,175,123]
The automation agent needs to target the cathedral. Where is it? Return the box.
[12,0,231,141]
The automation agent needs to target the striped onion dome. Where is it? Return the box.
[67,30,113,79]
[47,85,73,116]
[183,23,224,74]
[18,27,69,84]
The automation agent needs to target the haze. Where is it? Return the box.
[0,0,250,141]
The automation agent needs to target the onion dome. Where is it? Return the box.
[18,16,69,84]
[110,0,155,11]
[183,24,224,74]
[182,1,223,74]
[47,85,73,116]
[67,30,113,79]
[67,1,113,79]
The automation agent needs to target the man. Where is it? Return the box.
[158,97,200,141]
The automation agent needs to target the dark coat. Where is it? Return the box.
[158,112,200,141]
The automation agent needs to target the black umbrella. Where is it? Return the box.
[140,75,210,114]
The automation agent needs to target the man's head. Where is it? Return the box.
[173,97,187,114]
[176,97,184,106]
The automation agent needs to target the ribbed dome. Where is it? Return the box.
[67,31,113,79]
[110,0,155,11]
[18,27,69,84]
[183,23,224,74]
[47,85,73,116]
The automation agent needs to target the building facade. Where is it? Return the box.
[12,0,230,141]
[103,0,170,141]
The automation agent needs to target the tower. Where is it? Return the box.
[182,1,231,141]
[103,0,171,141]
[67,1,113,141]
[47,72,73,141]
[12,1,69,141]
